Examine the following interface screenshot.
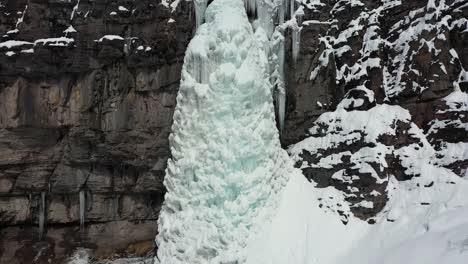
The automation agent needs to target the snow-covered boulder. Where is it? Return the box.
[289,102,437,221]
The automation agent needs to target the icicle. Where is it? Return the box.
[290,1,304,64]
[70,0,80,21]
[256,0,275,36]
[38,192,46,240]
[194,0,208,29]
[79,190,86,232]
[277,85,286,133]
[291,27,300,64]
[289,0,294,20]
[275,2,287,133]
[244,0,257,16]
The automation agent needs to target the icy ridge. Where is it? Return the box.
[156,0,295,263]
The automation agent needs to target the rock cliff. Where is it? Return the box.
[0,0,193,262]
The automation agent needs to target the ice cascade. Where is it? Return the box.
[156,0,298,263]
[191,0,303,133]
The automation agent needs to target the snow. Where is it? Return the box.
[71,0,80,20]
[436,142,468,167]
[97,35,124,42]
[6,29,19,34]
[64,25,77,33]
[439,90,468,113]
[161,0,169,8]
[16,5,28,28]
[303,20,331,25]
[0,40,33,48]
[118,6,129,12]
[384,0,457,99]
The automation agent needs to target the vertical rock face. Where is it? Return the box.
[284,0,467,146]
[285,0,467,221]
[0,0,194,262]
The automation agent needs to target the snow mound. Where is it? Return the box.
[247,163,468,264]
[278,92,468,263]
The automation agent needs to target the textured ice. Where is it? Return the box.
[169,0,303,133]
[156,0,294,263]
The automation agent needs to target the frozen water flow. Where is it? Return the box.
[156,0,296,263]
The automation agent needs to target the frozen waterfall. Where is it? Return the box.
[155,0,298,263]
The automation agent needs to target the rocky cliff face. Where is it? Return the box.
[0,0,467,263]
[285,0,467,221]
[0,0,193,262]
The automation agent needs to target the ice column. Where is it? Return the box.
[276,1,287,134]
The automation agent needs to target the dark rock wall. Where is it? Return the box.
[0,0,194,262]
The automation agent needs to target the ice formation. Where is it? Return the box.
[194,0,208,29]
[156,0,297,263]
